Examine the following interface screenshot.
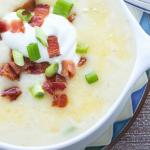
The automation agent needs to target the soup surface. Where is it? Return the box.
[0,0,136,147]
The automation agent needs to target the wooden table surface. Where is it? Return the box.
[111,93,150,150]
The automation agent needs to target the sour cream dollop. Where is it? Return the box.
[1,11,80,73]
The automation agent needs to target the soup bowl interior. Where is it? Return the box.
[0,0,150,150]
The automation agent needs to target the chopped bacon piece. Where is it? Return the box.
[68,14,76,23]
[29,16,44,27]
[42,77,66,95]
[1,87,22,101]
[47,36,60,58]
[46,73,66,83]
[27,62,50,74]
[46,75,55,82]
[42,81,54,95]
[9,20,25,33]
[78,57,87,67]
[0,20,9,33]
[55,74,66,83]
[21,57,50,74]
[21,57,34,71]
[51,82,67,90]
[14,0,36,12]
[52,94,68,108]
[29,4,50,27]
[0,63,19,81]
[9,50,14,61]
[8,62,21,75]
[61,60,76,78]
[40,62,50,72]
[34,4,50,17]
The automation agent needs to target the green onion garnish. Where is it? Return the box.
[27,43,41,61]
[45,62,59,78]
[76,45,89,54]
[12,49,24,66]
[30,83,44,99]
[85,71,98,84]
[35,26,48,47]
[64,126,76,134]
[17,9,32,22]
[53,0,74,18]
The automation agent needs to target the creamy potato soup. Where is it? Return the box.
[0,0,136,147]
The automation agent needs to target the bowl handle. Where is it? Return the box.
[137,32,150,72]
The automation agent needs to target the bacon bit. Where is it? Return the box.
[61,60,76,78]
[8,62,21,75]
[1,87,22,101]
[42,81,55,95]
[14,0,36,12]
[9,20,25,33]
[46,75,56,82]
[47,36,60,58]
[43,75,66,95]
[68,14,76,23]
[29,4,50,27]
[0,20,9,33]
[21,57,34,71]
[40,62,50,72]
[78,57,87,67]
[55,74,66,83]
[52,94,68,108]
[21,57,50,74]
[27,62,50,74]
[0,63,20,81]
[9,50,14,61]
[46,73,66,83]
[29,16,44,27]
[51,82,67,91]
[0,36,2,41]
[34,4,50,17]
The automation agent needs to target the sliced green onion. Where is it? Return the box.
[85,71,98,84]
[53,0,74,18]
[35,26,48,47]
[45,62,59,78]
[17,9,32,22]
[64,127,76,134]
[27,43,41,61]
[76,45,89,54]
[12,49,24,66]
[30,83,44,99]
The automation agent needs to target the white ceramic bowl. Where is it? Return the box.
[1,0,150,150]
